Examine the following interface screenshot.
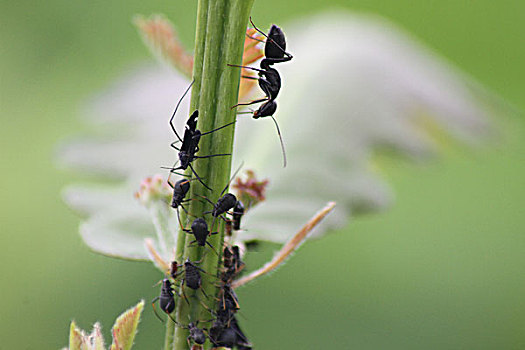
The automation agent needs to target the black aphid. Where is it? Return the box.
[182,218,218,254]
[187,322,207,345]
[232,200,245,231]
[151,279,176,323]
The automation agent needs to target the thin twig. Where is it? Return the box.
[232,201,336,288]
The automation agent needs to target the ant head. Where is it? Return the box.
[253,100,277,119]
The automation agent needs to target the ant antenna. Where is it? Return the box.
[220,162,245,197]
[249,17,292,58]
[169,80,195,142]
[269,116,287,167]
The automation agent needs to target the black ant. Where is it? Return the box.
[167,82,235,190]
[228,18,292,167]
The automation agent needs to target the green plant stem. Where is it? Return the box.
[169,0,254,349]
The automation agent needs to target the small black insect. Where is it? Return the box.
[218,282,240,313]
[209,314,252,349]
[212,193,238,218]
[232,200,245,231]
[167,82,235,190]
[187,322,207,346]
[200,164,243,230]
[169,178,191,210]
[182,258,203,291]
[229,315,252,349]
[182,218,218,254]
[209,324,237,349]
[222,245,245,284]
[151,278,177,323]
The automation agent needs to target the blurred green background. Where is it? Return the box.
[1,0,524,349]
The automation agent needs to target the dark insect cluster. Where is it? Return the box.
[207,244,251,349]
[153,16,292,350]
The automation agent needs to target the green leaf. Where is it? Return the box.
[68,321,87,350]
[89,323,105,350]
[110,300,145,350]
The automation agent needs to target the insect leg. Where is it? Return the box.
[199,120,236,136]
[188,163,212,191]
[231,97,268,108]
[193,153,232,159]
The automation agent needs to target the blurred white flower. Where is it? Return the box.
[59,12,493,261]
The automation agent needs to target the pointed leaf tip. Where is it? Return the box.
[90,322,106,350]
[68,321,86,350]
[110,300,145,350]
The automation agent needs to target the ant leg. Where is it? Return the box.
[264,56,293,64]
[199,120,236,136]
[231,97,268,109]
[188,163,212,191]
[193,153,231,159]
[241,75,259,80]
[170,142,181,151]
[227,64,270,74]
[168,171,192,179]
